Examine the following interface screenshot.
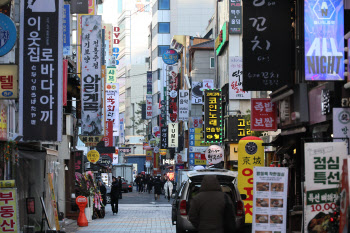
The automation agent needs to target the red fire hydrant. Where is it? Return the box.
[76,196,88,227]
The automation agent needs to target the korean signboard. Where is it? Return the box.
[81,15,102,136]
[229,57,250,99]
[189,152,207,166]
[191,82,203,104]
[215,22,228,56]
[20,0,63,141]
[146,95,152,119]
[74,151,83,174]
[70,0,89,14]
[189,128,210,147]
[203,79,214,89]
[333,108,350,142]
[102,121,113,147]
[112,153,118,165]
[243,0,291,91]
[204,89,222,143]
[168,123,178,148]
[179,90,189,121]
[168,65,178,123]
[304,142,348,233]
[119,148,131,153]
[102,23,113,58]
[0,188,18,232]
[146,150,152,161]
[0,13,16,57]
[63,5,70,56]
[252,167,289,233]
[0,101,7,141]
[105,83,119,135]
[147,71,152,94]
[106,66,117,83]
[112,27,120,66]
[161,126,168,149]
[251,98,277,131]
[189,117,203,128]
[79,135,104,147]
[0,65,17,99]
[225,115,252,142]
[87,149,100,163]
[305,0,344,81]
[162,49,178,65]
[238,136,264,223]
[228,0,242,34]
[205,145,223,165]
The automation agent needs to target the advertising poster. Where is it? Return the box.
[63,4,70,56]
[304,142,348,233]
[147,71,152,94]
[238,136,264,223]
[251,98,277,131]
[0,65,17,98]
[252,167,289,233]
[191,82,203,104]
[168,123,178,148]
[81,15,102,136]
[204,89,222,143]
[229,57,250,99]
[333,108,350,142]
[0,188,18,232]
[178,90,189,121]
[146,95,152,119]
[228,0,242,34]
[20,0,63,141]
[105,83,119,135]
[304,0,344,81]
[243,0,291,91]
[205,145,224,165]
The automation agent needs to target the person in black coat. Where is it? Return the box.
[153,176,162,200]
[110,176,120,215]
[98,181,107,207]
[118,176,123,199]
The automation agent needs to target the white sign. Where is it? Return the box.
[81,15,102,135]
[168,123,178,147]
[229,56,251,100]
[146,95,152,119]
[252,167,288,233]
[304,142,348,233]
[333,108,350,142]
[189,146,208,153]
[205,145,224,164]
[203,79,214,90]
[169,90,177,98]
[179,90,189,121]
[112,153,118,165]
[191,82,203,104]
[105,83,120,135]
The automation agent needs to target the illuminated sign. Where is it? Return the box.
[215,22,228,56]
[203,89,222,143]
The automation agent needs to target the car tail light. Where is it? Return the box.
[179,200,187,215]
[236,201,244,216]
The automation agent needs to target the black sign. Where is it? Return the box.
[243,0,291,91]
[147,71,152,94]
[98,154,112,165]
[225,115,252,142]
[203,89,222,143]
[160,126,168,149]
[70,0,89,14]
[74,151,83,174]
[20,0,62,141]
[96,147,116,154]
[229,0,242,34]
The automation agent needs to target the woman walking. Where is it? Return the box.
[163,177,173,202]
[110,176,120,215]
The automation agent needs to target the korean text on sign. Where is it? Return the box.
[0,189,17,232]
[251,98,277,131]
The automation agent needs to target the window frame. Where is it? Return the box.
[158,45,170,57]
[158,22,170,34]
[210,57,215,69]
[158,0,170,10]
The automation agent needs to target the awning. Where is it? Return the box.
[18,149,46,160]
[275,144,294,156]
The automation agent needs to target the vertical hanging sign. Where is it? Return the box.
[147,71,152,94]
[203,89,222,143]
[146,95,152,119]
[168,123,178,148]
[243,0,291,91]
[178,90,189,121]
[160,126,168,149]
[63,4,71,56]
[229,57,250,99]
[81,15,102,135]
[20,0,63,141]
[228,0,242,34]
[105,83,119,136]
[304,0,344,81]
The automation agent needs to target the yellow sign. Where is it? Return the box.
[229,144,238,161]
[79,135,104,147]
[48,174,60,230]
[0,101,7,140]
[195,141,211,147]
[195,159,207,165]
[195,128,202,134]
[0,65,18,99]
[87,150,100,163]
[238,136,264,223]
[0,180,15,188]
[146,150,152,161]
[159,149,167,156]
[107,66,117,83]
[0,188,18,232]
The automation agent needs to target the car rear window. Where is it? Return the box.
[188,183,235,201]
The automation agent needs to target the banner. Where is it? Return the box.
[161,126,168,149]
[168,123,178,148]
[251,98,277,131]
[0,65,17,98]
[304,0,344,81]
[105,83,119,135]
[147,71,152,94]
[20,0,63,141]
[146,95,152,119]
[168,65,178,123]
[204,89,222,143]
[229,57,250,99]
[178,90,189,121]
[119,113,125,144]
[191,82,203,104]
[304,142,348,233]
[252,167,289,233]
[102,121,113,147]
[228,0,242,34]
[63,4,70,56]
[243,0,291,91]
[81,15,102,136]
[0,188,18,232]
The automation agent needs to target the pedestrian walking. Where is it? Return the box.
[153,176,162,200]
[163,177,173,202]
[139,174,145,193]
[117,176,123,199]
[147,176,153,194]
[98,180,107,207]
[110,176,120,215]
[135,174,140,192]
[188,175,236,233]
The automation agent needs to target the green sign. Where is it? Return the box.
[215,22,228,56]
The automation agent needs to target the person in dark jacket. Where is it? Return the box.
[98,181,107,206]
[153,176,162,200]
[139,175,144,193]
[147,176,153,194]
[118,176,123,199]
[188,175,235,233]
[110,176,119,215]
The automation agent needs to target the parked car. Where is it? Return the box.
[171,168,246,233]
[121,178,133,192]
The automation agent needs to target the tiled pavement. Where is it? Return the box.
[65,204,176,233]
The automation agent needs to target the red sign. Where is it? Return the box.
[143,142,149,150]
[251,98,277,131]
[102,121,113,147]
[113,27,120,45]
[63,59,68,106]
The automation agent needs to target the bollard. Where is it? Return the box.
[76,196,88,227]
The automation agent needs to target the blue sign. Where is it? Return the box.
[189,159,195,165]
[2,91,13,97]
[162,49,178,65]
[0,13,16,57]
[189,134,195,140]
[189,141,195,146]
[63,5,71,56]
[189,153,195,159]
[304,0,344,81]
[189,128,195,133]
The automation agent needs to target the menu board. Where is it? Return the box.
[253,167,288,233]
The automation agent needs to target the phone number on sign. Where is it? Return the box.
[310,203,336,212]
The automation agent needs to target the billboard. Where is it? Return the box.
[20,0,63,141]
[304,0,344,81]
[203,89,222,143]
[81,15,102,136]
